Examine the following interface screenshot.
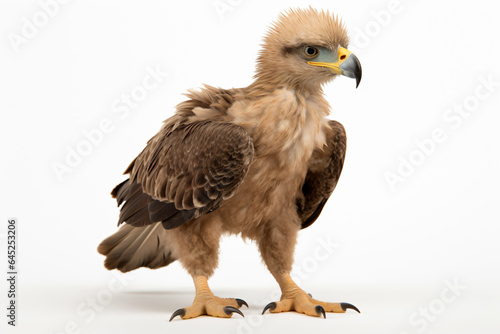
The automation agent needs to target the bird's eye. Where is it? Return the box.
[304,46,319,58]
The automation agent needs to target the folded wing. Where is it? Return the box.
[297,120,347,229]
[114,119,254,230]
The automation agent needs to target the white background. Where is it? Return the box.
[1,0,499,333]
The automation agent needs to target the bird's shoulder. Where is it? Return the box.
[173,84,247,121]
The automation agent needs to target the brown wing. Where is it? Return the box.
[297,120,347,229]
[114,119,254,230]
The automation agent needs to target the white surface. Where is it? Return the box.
[1,0,500,333]
[8,281,500,334]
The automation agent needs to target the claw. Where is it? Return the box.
[223,306,244,317]
[236,298,248,308]
[315,305,326,319]
[308,293,313,298]
[262,302,277,314]
[341,302,360,313]
[169,308,186,322]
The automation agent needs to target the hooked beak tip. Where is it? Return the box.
[340,53,362,88]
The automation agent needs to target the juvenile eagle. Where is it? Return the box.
[98,7,362,320]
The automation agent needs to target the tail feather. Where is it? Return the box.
[98,223,176,273]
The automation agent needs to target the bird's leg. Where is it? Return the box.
[169,275,248,321]
[262,272,359,317]
[168,216,247,320]
[258,216,359,318]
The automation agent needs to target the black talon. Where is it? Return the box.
[169,308,186,322]
[341,302,360,313]
[315,305,326,319]
[308,293,313,298]
[236,298,248,308]
[224,306,244,317]
[262,302,277,315]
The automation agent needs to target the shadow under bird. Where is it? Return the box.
[98,7,362,320]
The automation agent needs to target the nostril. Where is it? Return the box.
[340,55,346,60]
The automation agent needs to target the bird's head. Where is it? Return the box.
[254,7,362,91]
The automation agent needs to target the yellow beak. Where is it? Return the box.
[308,47,362,88]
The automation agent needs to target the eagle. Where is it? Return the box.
[98,7,362,320]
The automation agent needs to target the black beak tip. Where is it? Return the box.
[355,64,362,88]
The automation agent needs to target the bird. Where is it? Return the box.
[98,7,362,320]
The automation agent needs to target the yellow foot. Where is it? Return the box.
[262,292,359,318]
[169,275,247,321]
[170,294,247,321]
[262,273,359,318]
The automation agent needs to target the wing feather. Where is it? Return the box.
[298,120,346,229]
[113,117,254,230]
